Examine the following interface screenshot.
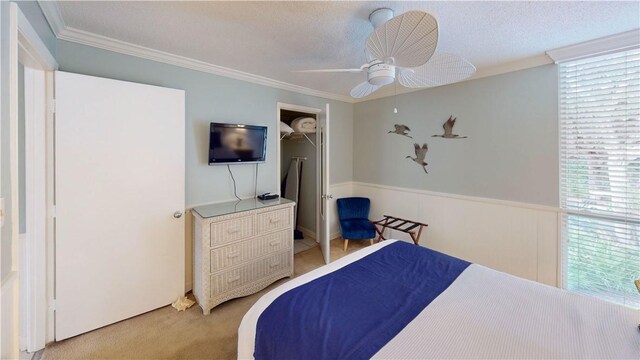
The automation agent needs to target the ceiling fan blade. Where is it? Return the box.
[398,53,476,88]
[293,68,364,73]
[350,81,382,98]
[366,10,438,68]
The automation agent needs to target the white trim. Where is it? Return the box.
[44,71,55,344]
[56,25,354,103]
[546,29,640,63]
[296,225,316,241]
[10,3,58,352]
[295,226,343,241]
[276,102,321,197]
[18,234,27,351]
[16,8,58,70]
[23,67,47,352]
[38,0,568,104]
[471,54,553,81]
[5,5,21,359]
[353,54,553,103]
[36,0,352,103]
[352,181,560,213]
[36,1,65,36]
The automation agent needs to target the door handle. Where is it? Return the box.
[321,195,333,199]
[173,211,183,218]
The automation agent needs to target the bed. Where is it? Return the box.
[238,240,640,359]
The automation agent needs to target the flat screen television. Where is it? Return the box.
[209,123,267,165]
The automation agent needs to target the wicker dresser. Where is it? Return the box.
[192,198,295,315]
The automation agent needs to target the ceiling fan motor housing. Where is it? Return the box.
[368,63,395,86]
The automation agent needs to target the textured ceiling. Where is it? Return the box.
[55,1,640,98]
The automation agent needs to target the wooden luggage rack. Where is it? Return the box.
[372,215,428,245]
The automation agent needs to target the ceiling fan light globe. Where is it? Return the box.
[367,63,396,86]
[368,75,394,86]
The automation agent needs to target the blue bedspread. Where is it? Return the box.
[254,241,471,360]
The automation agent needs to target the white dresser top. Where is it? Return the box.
[193,198,294,218]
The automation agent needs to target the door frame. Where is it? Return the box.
[275,102,322,237]
[7,2,57,355]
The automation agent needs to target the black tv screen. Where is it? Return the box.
[209,123,267,165]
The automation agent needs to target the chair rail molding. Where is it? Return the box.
[351,181,560,287]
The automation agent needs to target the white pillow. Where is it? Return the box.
[280,121,294,134]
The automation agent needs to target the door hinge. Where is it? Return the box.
[50,299,56,311]
[50,205,56,218]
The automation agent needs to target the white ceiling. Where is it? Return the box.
[53,1,640,99]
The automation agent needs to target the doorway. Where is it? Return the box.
[279,108,318,254]
[4,2,57,358]
[276,102,332,264]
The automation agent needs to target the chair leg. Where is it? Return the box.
[343,239,349,252]
[370,239,374,246]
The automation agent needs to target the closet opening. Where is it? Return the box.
[277,105,320,255]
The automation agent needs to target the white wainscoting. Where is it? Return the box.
[352,182,560,287]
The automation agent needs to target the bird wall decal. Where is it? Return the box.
[432,116,467,139]
[406,143,429,174]
[388,124,413,138]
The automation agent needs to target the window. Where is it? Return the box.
[560,48,640,308]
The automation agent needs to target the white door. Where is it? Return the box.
[317,104,331,264]
[54,71,185,340]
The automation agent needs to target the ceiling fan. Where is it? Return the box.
[295,8,476,98]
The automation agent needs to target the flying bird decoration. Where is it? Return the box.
[388,124,412,138]
[432,116,467,139]
[406,143,429,174]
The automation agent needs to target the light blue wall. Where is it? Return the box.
[354,64,559,207]
[55,40,354,207]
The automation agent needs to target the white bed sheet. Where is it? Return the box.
[237,240,640,359]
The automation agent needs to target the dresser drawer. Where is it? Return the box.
[210,215,254,247]
[210,230,292,272]
[257,207,291,233]
[210,251,292,296]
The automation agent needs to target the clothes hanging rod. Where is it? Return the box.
[292,156,307,161]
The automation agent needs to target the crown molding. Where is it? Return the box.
[42,0,613,104]
[56,26,355,103]
[37,1,354,103]
[546,29,640,63]
[37,0,65,35]
[353,53,554,103]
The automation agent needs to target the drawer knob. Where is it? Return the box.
[269,241,280,247]
[228,276,241,283]
[269,218,280,223]
[269,262,281,268]
[227,252,240,258]
[227,228,240,234]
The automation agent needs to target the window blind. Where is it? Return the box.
[559,48,640,309]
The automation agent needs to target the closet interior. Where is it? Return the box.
[279,109,318,254]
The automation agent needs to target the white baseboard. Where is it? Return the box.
[297,225,316,240]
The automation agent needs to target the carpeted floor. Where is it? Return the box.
[42,238,372,360]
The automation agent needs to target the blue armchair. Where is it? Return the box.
[336,197,376,251]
